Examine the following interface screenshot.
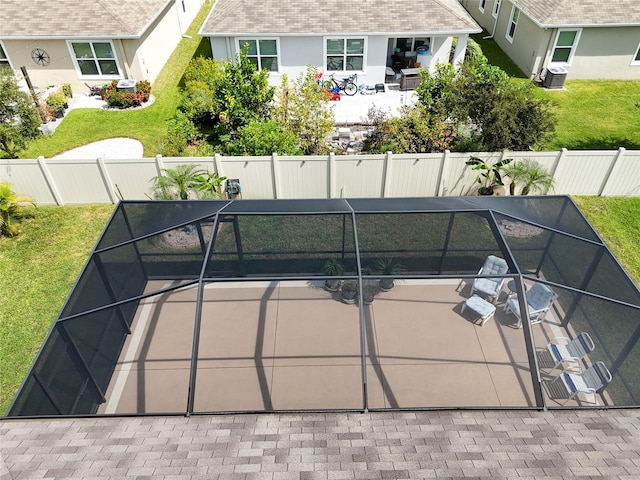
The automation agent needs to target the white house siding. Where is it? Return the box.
[565,27,640,80]
[133,0,203,83]
[1,39,85,92]
[491,4,548,78]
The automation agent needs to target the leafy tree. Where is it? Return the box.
[275,67,335,154]
[181,48,275,140]
[223,119,302,156]
[0,181,36,237]
[362,105,456,154]
[415,56,556,152]
[0,72,41,158]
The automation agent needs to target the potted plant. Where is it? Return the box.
[465,156,513,195]
[362,284,380,305]
[376,258,405,291]
[322,258,345,292]
[341,280,358,304]
[504,159,555,195]
[45,91,67,118]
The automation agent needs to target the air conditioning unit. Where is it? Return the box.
[116,79,137,93]
[543,66,568,89]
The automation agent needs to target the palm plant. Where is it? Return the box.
[322,258,345,291]
[0,181,35,237]
[375,258,405,291]
[504,159,555,195]
[150,164,205,200]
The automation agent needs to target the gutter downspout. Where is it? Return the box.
[535,28,557,82]
[483,2,500,39]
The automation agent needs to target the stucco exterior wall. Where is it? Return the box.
[209,34,458,86]
[564,27,640,80]
[1,39,91,93]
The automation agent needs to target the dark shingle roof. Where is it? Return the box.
[514,0,640,27]
[200,0,481,36]
[0,0,171,38]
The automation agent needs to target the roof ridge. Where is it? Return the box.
[432,0,475,26]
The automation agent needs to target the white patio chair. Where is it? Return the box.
[470,255,509,304]
[552,361,612,406]
[546,332,595,372]
[505,282,557,328]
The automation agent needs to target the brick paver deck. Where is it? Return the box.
[2,410,639,479]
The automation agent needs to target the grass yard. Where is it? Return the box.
[573,196,640,285]
[0,205,114,414]
[19,4,213,159]
[540,81,640,151]
[472,34,640,151]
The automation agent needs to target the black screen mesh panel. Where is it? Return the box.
[207,214,357,277]
[355,212,449,274]
[9,328,100,416]
[7,197,640,417]
[64,308,129,394]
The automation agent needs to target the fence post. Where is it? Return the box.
[271,152,280,199]
[598,147,625,196]
[382,151,393,198]
[96,156,118,203]
[154,154,164,177]
[37,156,64,205]
[213,153,223,178]
[550,148,566,178]
[328,152,335,199]
[436,150,449,197]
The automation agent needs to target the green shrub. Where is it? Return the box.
[104,80,152,108]
[61,83,73,98]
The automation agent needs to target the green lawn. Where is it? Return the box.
[573,196,640,285]
[540,81,640,150]
[19,4,213,159]
[0,204,115,414]
[472,34,640,151]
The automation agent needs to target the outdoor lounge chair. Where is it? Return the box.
[505,282,556,328]
[470,255,509,304]
[546,332,595,372]
[552,361,612,406]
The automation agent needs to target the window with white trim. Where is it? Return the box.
[632,42,640,65]
[0,43,11,70]
[479,0,487,13]
[506,6,520,42]
[326,38,365,71]
[70,41,120,77]
[238,39,279,72]
[550,29,581,65]
[492,0,501,18]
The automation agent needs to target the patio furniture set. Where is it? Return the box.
[462,255,613,405]
[462,255,556,328]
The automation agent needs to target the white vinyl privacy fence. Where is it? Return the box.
[1,148,638,205]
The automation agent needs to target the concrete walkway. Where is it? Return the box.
[2,410,639,479]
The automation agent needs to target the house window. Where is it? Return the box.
[70,41,120,77]
[506,6,520,42]
[479,0,487,13]
[550,29,581,65]
[395,37,430,53]
[326,38,365,71]
[238,39,279,72]
[632,42,640,65]
[0,43,11,71]
[493,0,501,18]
